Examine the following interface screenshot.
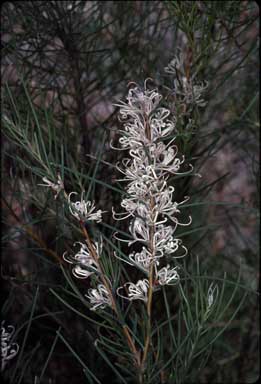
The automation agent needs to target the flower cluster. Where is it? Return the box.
[63,195,111,311]
[113,80,192,302]
[63,241,101,279]
[39,176,104,223]
[1,321,19,371]
[165,52,208,109]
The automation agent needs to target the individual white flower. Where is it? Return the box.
[157,152,185,174]
[117,279,150,302]
[129,218,150,245]
[161,237,181,254]
[149,108,176,140]
[1,321,19,372]
[38,174,64,199]
[117,159,156,184]
[63,241,101,279]
[156,265,180,285]
[68,192,103,222]
[121,198,140,217]
[114,199,154,223]
[153,225,174,249]
[129,247,161,272]
[154,192,191,225]
[152,225,188,257]
[112,200,137,221]
[118,119,147,148]
[154,187,177,214]
[126,180,150,199]
[85,284,112,311]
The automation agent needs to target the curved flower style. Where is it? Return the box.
[68,192,103,222]
[113,81,193,301]
[117,279,150,302]
[85,284,112,311]
[114,84,175,148]
[116,85,162,120]
[129,247,159,272]
[1,321,19,371]
[63,241,101,279]
[156,265,180,285]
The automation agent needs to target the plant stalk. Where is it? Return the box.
[81,223,142,372]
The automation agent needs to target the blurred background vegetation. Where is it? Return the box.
[1,1,259,383]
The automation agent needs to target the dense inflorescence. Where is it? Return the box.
[113,80,193,302]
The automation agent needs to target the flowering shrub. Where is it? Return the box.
[34,61,228,382]
[2,4,258,376]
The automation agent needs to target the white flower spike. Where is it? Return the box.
[113,80,193,299]
[65,70,200,312]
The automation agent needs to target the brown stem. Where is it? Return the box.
[2,197,64,265]
[63,192,142,366]
[81,224,117,311]
[141,197,155,372]
[80,223,141,370]
[141,116,156,375]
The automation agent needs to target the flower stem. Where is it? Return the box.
[2,197,64,265]
[80,223,142,372]
[141,115,156,374]
[141,199,155,373]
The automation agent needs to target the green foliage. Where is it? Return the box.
[1,1,259,383]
